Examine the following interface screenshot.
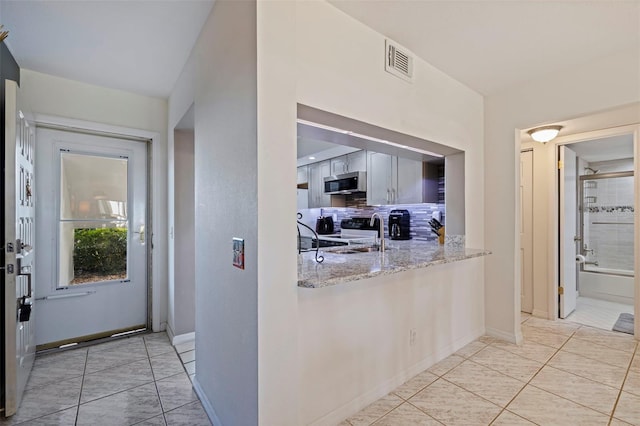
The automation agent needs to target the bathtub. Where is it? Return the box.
[579,268,634,305]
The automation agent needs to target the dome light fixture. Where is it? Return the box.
[527,125,563,143]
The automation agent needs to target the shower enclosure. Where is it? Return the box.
[578,170,634,304]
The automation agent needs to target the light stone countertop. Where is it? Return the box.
[297,239,490,289]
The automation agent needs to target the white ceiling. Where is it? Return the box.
[1,0,214,98]
[329,0,640,95]
[569,134,634,163]
[2,1,638,99]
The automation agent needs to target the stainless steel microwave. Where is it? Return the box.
[323,171,367,194]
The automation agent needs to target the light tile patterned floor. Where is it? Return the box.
[0,333,210,426]
[565,296,634,331]
[342,315,640,425]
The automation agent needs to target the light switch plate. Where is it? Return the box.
[232,238,245,269]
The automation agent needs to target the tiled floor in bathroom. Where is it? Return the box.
[341,314,640,425]
[1,332,209,425]
[565,296,634,331]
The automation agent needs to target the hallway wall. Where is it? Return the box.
[171,129,195,337]
[485,49,640,336]
[168,2,260,425]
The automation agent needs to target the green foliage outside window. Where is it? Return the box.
[73,228,127,279]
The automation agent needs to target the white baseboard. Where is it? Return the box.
[308,327,484,426]
[485,326,519,344]
[193,376,221,425]
[166,324,175,342]
[172,331,195,346]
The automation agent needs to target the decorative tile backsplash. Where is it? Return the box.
[586,205,634,213]
[298,202,446,241]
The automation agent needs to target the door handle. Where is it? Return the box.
[18,271,32,298]
[134,225,145,244]
[17,258,32,297]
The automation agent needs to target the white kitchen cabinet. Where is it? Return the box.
[308,160,332,208]
[367,152,395,205]
[367,152,423,205]
[297,165,308,184]
[396,157,423,204]
[346,150,366,172]
[330,156,348,175]
[330,150,366,175]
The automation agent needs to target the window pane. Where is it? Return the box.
[60,153,128,220]
[59,221,128,287]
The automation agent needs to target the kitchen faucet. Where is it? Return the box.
[370,213,385,253]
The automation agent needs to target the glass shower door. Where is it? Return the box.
[580,171,634,276]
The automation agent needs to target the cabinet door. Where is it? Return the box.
[367,151,394,205]
[307,162,320,208]
[396,157,423,204]
[330,156,347,175]
[297,165,308,184]
[346,150,366,172]
[319,160,332,207]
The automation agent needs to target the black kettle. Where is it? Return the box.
[315,216,334,235]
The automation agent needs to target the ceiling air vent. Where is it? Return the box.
[385,39,413,83]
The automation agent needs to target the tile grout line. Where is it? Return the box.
[350,318,632,426]
[497,325,637,422]
[607,342,638,425]
[143,336,168,425]
[74,348,90,426]
[483,326,578,425]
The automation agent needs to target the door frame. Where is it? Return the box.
[520,149,534,314]
[33,114,161,332]
[549,124,640,335]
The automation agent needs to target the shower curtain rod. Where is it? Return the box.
[579,171,634,181]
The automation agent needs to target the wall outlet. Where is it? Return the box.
[409,329,417,346]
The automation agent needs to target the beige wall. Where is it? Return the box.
[292,2,485,424]
[168,1,260,425]
[485,49,640,339]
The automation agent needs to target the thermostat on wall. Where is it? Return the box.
[233,238,245,269]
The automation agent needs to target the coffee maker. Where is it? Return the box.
[388,209,411,240]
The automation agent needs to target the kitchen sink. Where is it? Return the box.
[331,246,380,254]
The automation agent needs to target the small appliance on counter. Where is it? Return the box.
[388,209,411,240]
[340,217,381,238]
[315,216,334,235]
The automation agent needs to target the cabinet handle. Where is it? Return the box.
[392,188,396,204]
[386,189,390,203]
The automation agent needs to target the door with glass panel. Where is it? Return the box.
[3,80,36,417]
[35,127,148,349]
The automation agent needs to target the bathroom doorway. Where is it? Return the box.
[558,132,635,333]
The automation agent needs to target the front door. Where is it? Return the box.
[35,127,148,349]
[3,80,36,416]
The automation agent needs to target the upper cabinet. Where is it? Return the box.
[330,150,367,175]
[366,152,423,205]
[366,152,395,205]
[308,160,331,208]
[396,157,423,204]
[297,165,308,185]
[330,156,348,175]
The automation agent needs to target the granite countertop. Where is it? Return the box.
[297,239,490,289]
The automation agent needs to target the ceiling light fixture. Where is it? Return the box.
[308,156,316,160]
[527,125,563,143]
[296,119,444,158]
